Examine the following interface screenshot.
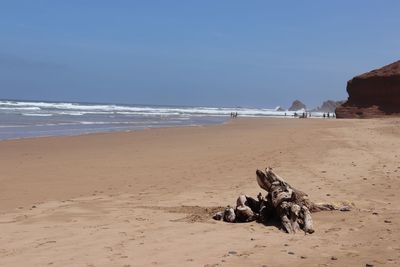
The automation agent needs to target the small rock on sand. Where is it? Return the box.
[339,206,351,212]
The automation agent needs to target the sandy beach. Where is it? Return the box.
[1,118,399,267]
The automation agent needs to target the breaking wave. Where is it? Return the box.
[0,100,305,117]
[0,99,325,140]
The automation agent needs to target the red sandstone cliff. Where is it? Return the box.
[336,60,400,118]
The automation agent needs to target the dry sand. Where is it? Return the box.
[0,118,399,266]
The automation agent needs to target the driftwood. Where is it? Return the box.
[213,168,341,234]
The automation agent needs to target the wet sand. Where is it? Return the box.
[0,118,399,266]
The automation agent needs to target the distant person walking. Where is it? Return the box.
[230,112,238,118]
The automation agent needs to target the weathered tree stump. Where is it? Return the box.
[213,167,340,234]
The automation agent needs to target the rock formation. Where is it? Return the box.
[314,100,344,113]
[336,60,400,118]
[288,100,306,111]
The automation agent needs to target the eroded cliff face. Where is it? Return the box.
[336,60,400,118]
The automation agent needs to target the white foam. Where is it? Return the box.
[0,125,27,128]
[0,106,41,111]
[56,111,86,116]
[0,100,327,118]
[22,113,53,117]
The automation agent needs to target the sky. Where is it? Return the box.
[0,1,399,108]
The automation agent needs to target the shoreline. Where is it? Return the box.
[0,116,333,142]
[1,117,399,266]
[0,117,237,143]
[0,98,331,142]
[0,122,218,143]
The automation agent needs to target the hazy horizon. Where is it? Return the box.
[1,1,399,108]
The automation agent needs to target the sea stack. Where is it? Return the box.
[336,60,400,118]
[288,100,306,111]
[315,100,344,113]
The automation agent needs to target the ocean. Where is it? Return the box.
[0,100,318,140]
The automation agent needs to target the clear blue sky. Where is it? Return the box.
[0,1,399,108]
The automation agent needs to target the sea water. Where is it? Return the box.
[0,100,317,140]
